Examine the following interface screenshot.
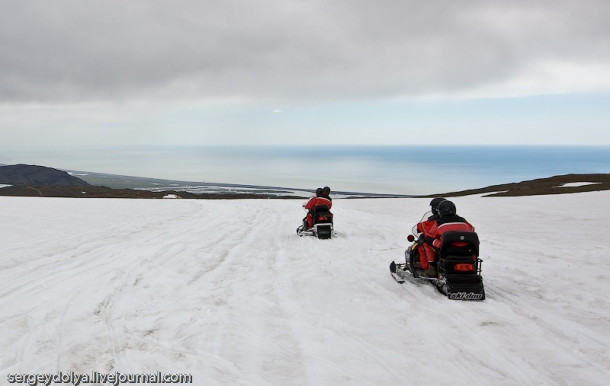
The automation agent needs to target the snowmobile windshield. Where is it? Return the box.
[411,211,433,235]
[411,224,419,235]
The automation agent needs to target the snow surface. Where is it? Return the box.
[1,192,609,385]
[559,182,602,188]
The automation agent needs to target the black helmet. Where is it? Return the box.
[322,186,331,195]
[429,197,446,215]
[437,200,456,217]
[316,187,323,196]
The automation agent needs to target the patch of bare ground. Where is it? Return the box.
[424,174,610,197]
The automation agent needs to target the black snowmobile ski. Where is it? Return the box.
[389,260,436,284]
[389,255,485,301]
[389,261,405,283]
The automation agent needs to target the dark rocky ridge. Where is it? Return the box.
[0,164,298,199]
[0,164,90,186]
[423,173,610,197]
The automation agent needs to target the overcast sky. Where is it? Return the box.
[1,0,610,147]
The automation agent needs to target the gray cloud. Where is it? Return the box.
[1,0,609,103]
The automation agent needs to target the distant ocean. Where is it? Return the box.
[1,145,609,195]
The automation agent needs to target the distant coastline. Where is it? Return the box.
[1,164,608,199]
[2,145,609,195]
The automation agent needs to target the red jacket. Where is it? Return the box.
[304,195,332,228]
[415,218,438,267]
[305,196,332,211]
[429,215,475,249]
[416,218,436,239]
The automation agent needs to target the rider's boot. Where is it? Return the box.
[422,263,437,278]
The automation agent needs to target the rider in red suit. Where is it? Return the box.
[424,200,475,277]
[414,198,445,276]
[304,186,332,228]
